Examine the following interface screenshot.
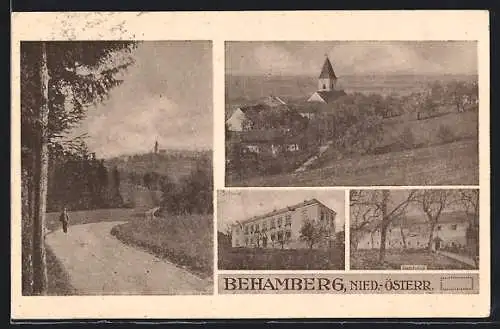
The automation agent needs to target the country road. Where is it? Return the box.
[45,221,212,295]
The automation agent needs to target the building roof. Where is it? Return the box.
[319,57,337,79]
[261,95,288,107]
[315,90,347,103]
[237,198,337,225]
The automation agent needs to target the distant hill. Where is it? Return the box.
[105,150,212,183]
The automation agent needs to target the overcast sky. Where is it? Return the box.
[71,41,212,158]
[217,190,345,232]
[226,41,477,76]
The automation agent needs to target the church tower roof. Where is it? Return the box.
[319,56,337,79]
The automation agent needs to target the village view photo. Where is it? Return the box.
[349,189,479,270]
[225,41,479,187]
[218,189,346,270]
[21,41,214,296]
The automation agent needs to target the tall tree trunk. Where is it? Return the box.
[400,226,407,249]
[21,165,33,295]
[427,221,437,253]
[32,42,50,295]
[378,190,390,263]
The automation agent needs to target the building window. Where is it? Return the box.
[320,210,325,222]
[302,210,308,221]
[244,226,249,234]
[262,222,267,231]
[323,84,326,89]
[277,231,283,241]
[451,224,457,230]
[271,233,276,241]
[285,231,291,239]
[437,225,442,231]
[270,219,276,229]
[245,237,248,246]
[277,217,282,228]
[256,224,260,233]
[285,214,292,226]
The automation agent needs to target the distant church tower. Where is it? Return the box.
[307,55,345,104]
[154,139,159,154]
[318,55,338,91]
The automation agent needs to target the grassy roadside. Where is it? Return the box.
[45,243,77,295]
[110,214,213,279]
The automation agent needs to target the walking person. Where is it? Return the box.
[59,207,70,234]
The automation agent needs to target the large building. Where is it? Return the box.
[353,211,478,252]
[307,56,346,104]
[231,199,337,249]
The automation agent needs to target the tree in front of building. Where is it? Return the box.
[350,190,417,263]
[299,219,328,249]
[417,190,453,253]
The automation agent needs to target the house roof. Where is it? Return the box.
[319,57,337,79]
[261,95,288,107]
[315,90,347,103]
[237,198,337,225]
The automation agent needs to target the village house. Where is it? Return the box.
[225,96,289,132]
[231,199,337,249]
[236,129,305,157]
[355,211,476,252]
[307,56,346,104]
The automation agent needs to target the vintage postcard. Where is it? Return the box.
[11,11,489,319]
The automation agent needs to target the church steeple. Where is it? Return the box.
[154,139,159,154]
[318,55,338,91]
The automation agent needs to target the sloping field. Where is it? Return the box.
[381,110,478,148]
[231,139,478,187]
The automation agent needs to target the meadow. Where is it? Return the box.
[350,249,475,270]
[111,214,213,278]
[218,246,345,270]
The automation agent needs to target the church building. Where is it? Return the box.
[307,56,346,104]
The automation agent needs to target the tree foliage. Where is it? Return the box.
[21,41,137,295]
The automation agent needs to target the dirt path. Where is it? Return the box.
[45,221,212,295]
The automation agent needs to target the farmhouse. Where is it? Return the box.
[238,129,305,157]
[226,96,289,132]
[355,211,477,252]
[307,56,346,104]
[231,199,337,249]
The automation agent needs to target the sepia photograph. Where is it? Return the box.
[349,189,479,270]
[21,41,214,295]
[225,41,479,187]
[217,189,345,270]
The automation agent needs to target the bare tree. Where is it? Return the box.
[349,190,380,251]
[418,190,453,252]
[350,190,417,263]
